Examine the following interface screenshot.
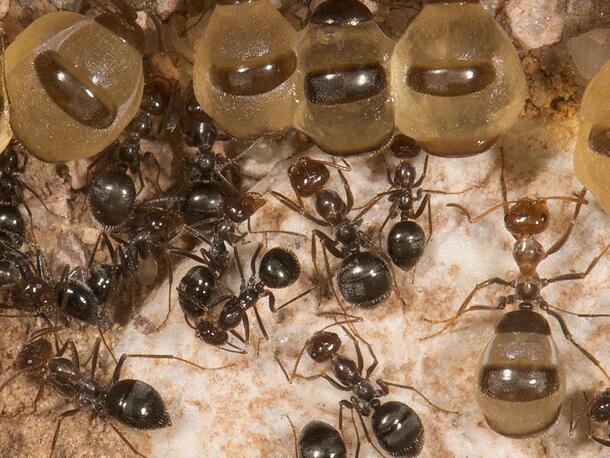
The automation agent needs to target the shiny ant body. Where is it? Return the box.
[277,318,456,457]
[0,327,224,457]
[184,244,300,353]
[573,389,610,447]
[0,145,52,249]
[272,166,401,310]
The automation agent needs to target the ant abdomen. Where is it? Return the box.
[298,420,347,458]
[387,220,426,272]
[5,11,144,162]
[105,379,172,430]
[372,400,424,457]
[178,265,216,319]
[475,310,565,437]
[338,251,392,308]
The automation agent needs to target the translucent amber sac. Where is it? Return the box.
[0,38,11,153]
[5,12,143,163]
[294,0,395,156]
[193,0,297,139]
[391,1,527,157]
[575,59,610,213]
[475,310,565,437]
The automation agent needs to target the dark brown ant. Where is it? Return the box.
[286,416,347,458]
[272,168,403,310]
[286,155,351,206]
[276,317,457,457]
[571,389,610,447]
[184,244,301,353]
[0,144,54,249]
[0,327,227,457]
[356,135,474,272]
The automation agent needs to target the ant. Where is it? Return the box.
[86,78,171,197]
[0,144,54,249]
[571,389,610,447]
[272,167,403,310]
[422,154,610,436]
[184,244,301,353]
[287,417,347,458]
[356,135,473,271]
[276,316,457,457]
[0,326,227,457]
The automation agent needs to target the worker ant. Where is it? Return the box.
[184,244,301,353]
[272,167,403,310]
[276,316,457,456]
[0,326,227,457]
[571,389,610,447]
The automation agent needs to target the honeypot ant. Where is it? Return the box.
[422,152,610,437]
[0,327,228,457]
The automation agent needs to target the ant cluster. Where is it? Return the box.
[0,0,607,457]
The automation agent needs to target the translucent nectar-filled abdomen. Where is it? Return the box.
[391,0,527,157]
[575,59,610,213]
[193,0,298,139]
[0,37,10,154]
[475,310,565,437]
[5,12,144,163]
[294,0,395,156]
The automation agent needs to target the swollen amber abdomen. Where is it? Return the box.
[5,11,143,163]
[294,0,395,156]
[391,0,526,157]
[193,0,297,139]
[575,60,610,213]
[475,310,565,437]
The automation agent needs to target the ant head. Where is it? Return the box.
[0,146,19,175]
[258,247,301,289]
[590,389,610,422]
[141,80,170,116]
[394,161,416,187]
[390,135,421,159]
[16,338,53,372]
[221,192,266,224]
[288,157,330,198]
[195,320,228,347]
[315,190,347,225]
[504,198,550,236]
[307,331,342,363]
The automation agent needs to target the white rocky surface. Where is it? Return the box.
[115,114,610,457]
[507,0,565,49]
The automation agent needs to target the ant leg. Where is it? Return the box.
[414,154,429,187]
[337,170,354,212]
[374,200,399,250]
[272,283,322,312]
[112,353,230,385]
[89,338,102,379]
[233,245,246,284]
[270,190,329,226]
[294,372,352,391]
[20,383,46,416]
[49,408,80,458]
[56,338,80,368]
[339,325,364,374]
[421,278,511,339]
[590,435,610,447]
[242,310,251,343]
[154,251,175,332]
[543,302,610,318]
[107,420,147,458]
[348,404,362,458]
[285,414,298,457]
[97,324,118,364]
[142,151,164,193]
[377,379,459,414]
[500,147,509,217]
[252,306,268,340]
[542,305,610,381]
[413,194,432,243]
[274,355,293,382]
[251,243,263,277]
[545,242,610,284]
[352,406,386,457]
[545,188,587,257]
[352,190,395,217]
